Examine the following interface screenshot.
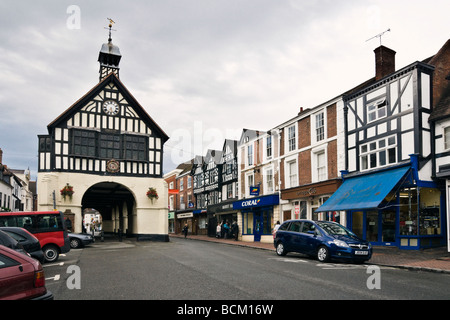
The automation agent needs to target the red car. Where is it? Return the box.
[0,245,53,300]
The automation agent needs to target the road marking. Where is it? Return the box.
[46,274,60,281]
[43,262,64,268]
[268,257,309,263]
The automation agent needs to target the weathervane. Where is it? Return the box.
[105,18,116,42]
[366,28,391,46]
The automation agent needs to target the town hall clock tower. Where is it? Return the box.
[37,22,170,241]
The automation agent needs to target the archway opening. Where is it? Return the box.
[82,182,135,236]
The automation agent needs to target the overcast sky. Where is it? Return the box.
[0,0,449,180]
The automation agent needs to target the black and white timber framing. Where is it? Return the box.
[38,73,169,177]
[344,61,434,173]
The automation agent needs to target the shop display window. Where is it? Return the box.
[399,187,418,235]
[399,187,441,236]
[243,212,253,234]
[418,188,441,235]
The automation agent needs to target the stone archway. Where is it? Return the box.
[82,182,136,236]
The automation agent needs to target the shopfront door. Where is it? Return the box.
[254,214,262,242]
[381,210,396,244]
[366,211,378,242]
[352,211,364,239]
[364,210,397,245]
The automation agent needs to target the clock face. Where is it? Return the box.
[102,100,119,116]
[106,159,120,173]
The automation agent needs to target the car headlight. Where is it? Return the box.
[332,239,349,248]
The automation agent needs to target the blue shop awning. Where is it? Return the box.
[316,166,411,212]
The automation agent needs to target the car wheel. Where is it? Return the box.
[317,246,330,262]
[43,245,60,263]
[276,242,287,256]
[70,238,81,249]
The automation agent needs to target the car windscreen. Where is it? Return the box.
[316,222,356,237]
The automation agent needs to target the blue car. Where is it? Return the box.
[274,220,372,263]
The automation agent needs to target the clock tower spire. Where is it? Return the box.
[98,18,122,82]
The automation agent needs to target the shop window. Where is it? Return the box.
[419,188,441,235]
[243,212,254,234]
[352,211,364,239]
[399,187,418,236]
[262,210,272,234]
[299,201,307,219]
[399,187,441,236]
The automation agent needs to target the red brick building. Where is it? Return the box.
[279,98,344,224]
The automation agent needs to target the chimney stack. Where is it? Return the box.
[374,45,396,81]
[0,148,3,164]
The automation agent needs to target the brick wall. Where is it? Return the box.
[327,103,337,138]
[298,151,311,185]
[298,116,310,149]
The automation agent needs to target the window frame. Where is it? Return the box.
[287,125,296,152]
[444,126,450,150]
[315,112,325,142]
[367,98,387,123]
[360,135,397,171]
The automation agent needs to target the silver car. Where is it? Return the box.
[68,233,94,249]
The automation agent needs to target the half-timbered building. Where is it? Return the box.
[206,140,239,236]
[428,39,450,252]
[317,44,447,249]
[37,28,169,241]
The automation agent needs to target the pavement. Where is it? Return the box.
[169,233,450,274]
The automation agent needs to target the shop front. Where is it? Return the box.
[281,179,342,223]
[233,194,279,243]
[207,200,238,238]
[316,159,446,250]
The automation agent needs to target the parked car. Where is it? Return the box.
[0,230,28,257]
[0,227,45,264]
[69,233,94,249]
[0,245,53,300]
[274,220,372,263]
[0,211,71,263]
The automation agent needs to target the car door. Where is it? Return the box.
[0,249,32,299]
[285,221,303,253]
[299,222,322,255]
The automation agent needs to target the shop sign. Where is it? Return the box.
[177,213,193,218]
[294,204,300,219]
[233,195,279,210]
[250,186,260,196]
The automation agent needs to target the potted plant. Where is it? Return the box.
[146,187,159,203]
[60,183,74,200]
